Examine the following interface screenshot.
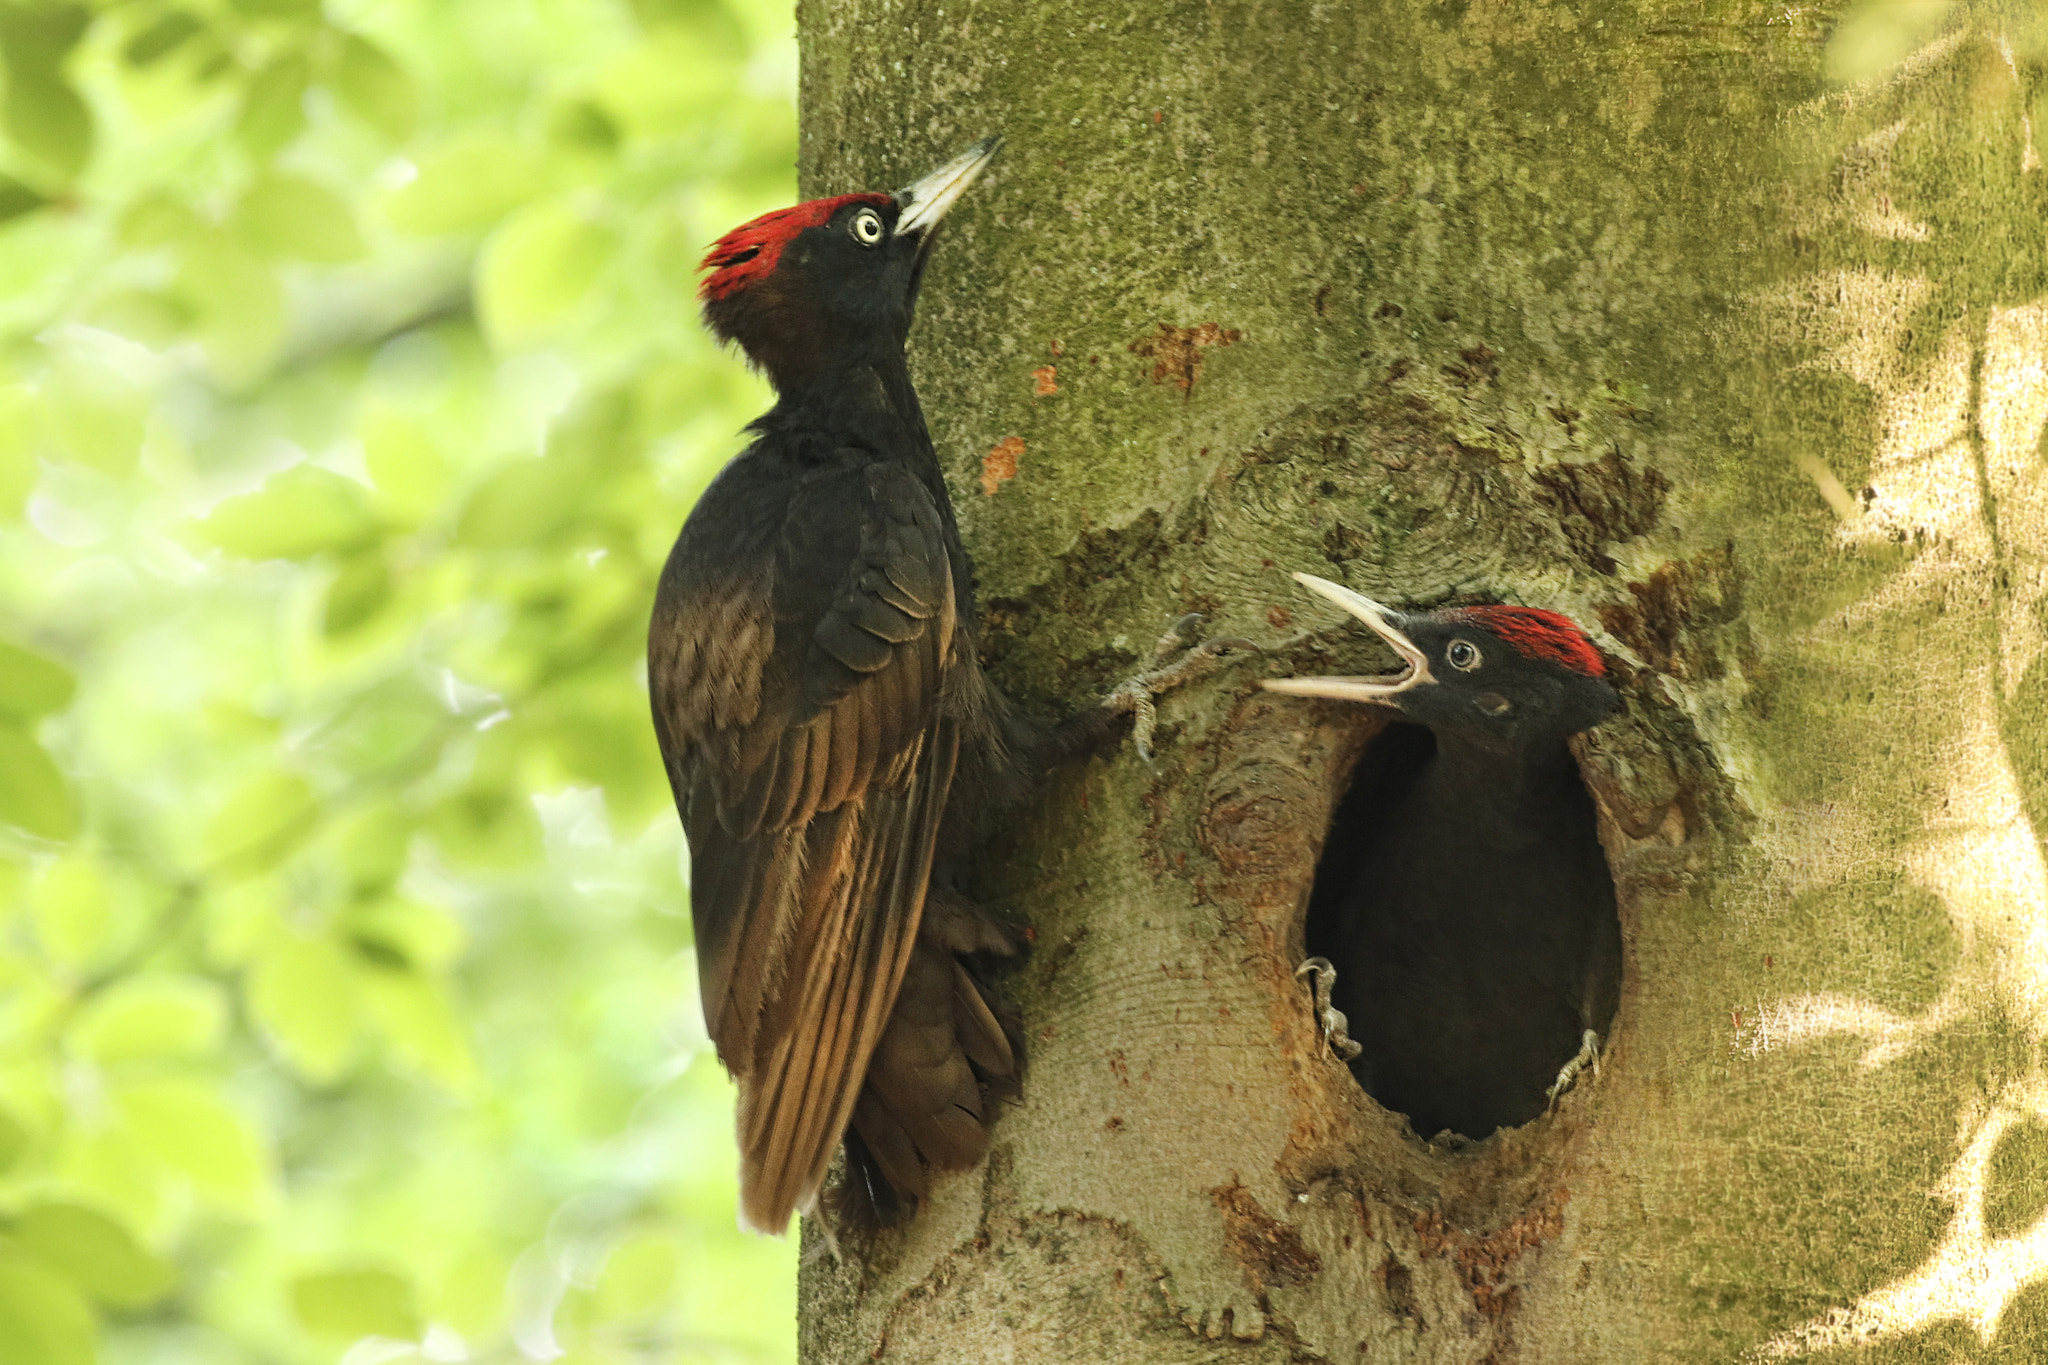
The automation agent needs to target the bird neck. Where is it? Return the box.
[768,348,932,461]
[1419,729,1582,835]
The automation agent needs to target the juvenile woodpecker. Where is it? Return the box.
[649,139,1235,1233]
[1265,573,1622,1139]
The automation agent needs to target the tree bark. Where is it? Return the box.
[791,2,2048,1360]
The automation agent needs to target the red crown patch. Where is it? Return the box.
[699,193,893,301]
[1441,606,1605,678]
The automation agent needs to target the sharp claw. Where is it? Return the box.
[1545,1029,1603,1111]
[1129,687,1158,765]
[1152,612,1208,662]
[1294,956,1362,1062]
[1103,617,1259,762]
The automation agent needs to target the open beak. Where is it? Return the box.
[894,135,1002,245]
[1260,572,1436,704]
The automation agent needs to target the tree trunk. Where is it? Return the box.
[790,2,2048,1360]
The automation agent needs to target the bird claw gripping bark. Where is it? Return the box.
[1294,957,1363,1063]
[1545,1028,1603,1111]
[1103,614,1257,765]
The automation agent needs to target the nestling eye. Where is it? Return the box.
[850,208,884,245]
[1447,639,1482,671]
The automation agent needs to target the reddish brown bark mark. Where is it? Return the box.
[1130,322,1242,398]
[1210,1178,1323,1293]
[1415,1187,1570,1321]
[1596,545,1745,680]
[981,435,1025,495]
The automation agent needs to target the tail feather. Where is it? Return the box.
[843,902,1025,1226]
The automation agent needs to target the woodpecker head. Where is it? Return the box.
[698,136,1000,390]
[1263,573,1617,753]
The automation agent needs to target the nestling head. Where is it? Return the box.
[698,136,1001,389]
[1264,573,1618,753]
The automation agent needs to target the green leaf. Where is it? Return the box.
[3,72,92,184]
[81,289,189,348]
[38,358,148,476]
[346,896,463,971]
[200,465,381,561]
[430,1246,511,1339]
[114,1079,271,1209]
[595,1232,680,1321]
[455,456,585,549]
[174,229,286,385]
[0,723,77,842]
[16,1201,175,1308]
[123,12,205,67]
[332,35,418,143]
[361,408,452,527]
[324,551,392,636]
[0,640,74,720]
[0,175,45,225]
[0,1105,28,1175]
[235,53,310,156]
[31,858,106,966]
[245,935,362,1083]
[476,202,616,347]
[291,1266,420,1340]
[0,386,32,519]
[117,193,198,249]
[548,100,620,156]
[68,974,227,1065]
[383,133,543,236]
[202,770,318,875]
[361,969,474,1091]
[329,801,414,894]
[0,1249,95,1365]
[234,172,365,262]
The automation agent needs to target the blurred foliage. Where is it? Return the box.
[0,0,799,1361]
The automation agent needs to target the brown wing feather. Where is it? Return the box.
[733,725,957,1227]
[649,456,958,1232]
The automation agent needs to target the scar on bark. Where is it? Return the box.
[1415,1188,1569,1320]
[1210,1178,1322,1293]
[1597,545,1744,681]
[982,435,1024,495]
[1131,322,1242,398]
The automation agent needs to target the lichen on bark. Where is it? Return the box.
[792,2,2048,1361]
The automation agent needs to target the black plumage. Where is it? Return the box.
[649,139,1237,1232]
[1267,573,1622,1139]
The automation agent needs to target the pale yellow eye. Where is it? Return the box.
[1448,639,1482,671]
[851,208,884,245]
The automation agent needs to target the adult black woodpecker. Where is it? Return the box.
[1264,572,1622,1139]
[649,139,1234,1233]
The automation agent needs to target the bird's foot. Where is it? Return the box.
[1102,614,1256,764]
[1545,1029,1603,1111]
[1294,957,1363,1063]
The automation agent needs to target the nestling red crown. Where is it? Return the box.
[1441,606,1606,678]
[698,193,893,301]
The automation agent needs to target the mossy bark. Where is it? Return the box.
[792,2,2048,1360]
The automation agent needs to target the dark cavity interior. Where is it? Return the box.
[1304,721,1623,1140]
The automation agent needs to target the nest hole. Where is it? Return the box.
[1304,720,1623,1140]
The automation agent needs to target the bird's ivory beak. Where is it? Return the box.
[894,135,1002,241]
[1261,572,1436,703]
